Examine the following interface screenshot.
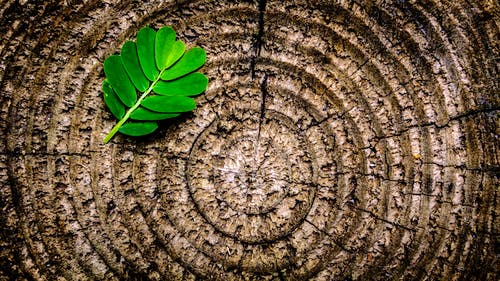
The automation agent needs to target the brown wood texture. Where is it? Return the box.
[0,0,498,280]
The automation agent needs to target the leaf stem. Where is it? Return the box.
[103,70,165,143]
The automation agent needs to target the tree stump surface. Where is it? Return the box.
[0,1,498,280]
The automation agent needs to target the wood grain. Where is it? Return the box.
[0,0,498,280]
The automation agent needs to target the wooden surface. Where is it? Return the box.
[0,0,498,280]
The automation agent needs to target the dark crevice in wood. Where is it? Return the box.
[251,0,267,79]
[256,73,268,142]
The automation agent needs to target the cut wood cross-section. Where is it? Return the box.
[0,0,498,280]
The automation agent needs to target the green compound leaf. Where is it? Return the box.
[102,26,208,143]
[119,122,158,136]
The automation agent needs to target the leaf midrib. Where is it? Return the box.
[103,70,166,143]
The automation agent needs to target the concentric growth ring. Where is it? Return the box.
[0,0,498,280]
[187,110,317,243]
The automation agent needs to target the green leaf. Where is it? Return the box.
[102,80,125,119]
[155,26,176,70]
[161,47,206,80]
[103,55,137,107]
[130,107,180,120]
[153,72,208,96]
[164,40,186,70]
[141,95,196,113]
[119,122,159,136]
[137,26,159,81]
[121,41,149,92]
[102,26,208,143]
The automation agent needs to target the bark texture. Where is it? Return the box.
[0,0,498,280]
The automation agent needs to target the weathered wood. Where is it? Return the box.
[0,0,498,280]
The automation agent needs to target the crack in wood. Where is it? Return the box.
[250,0,267,79]
[256,74,268,142]
[304,218,356,254]
[348,205,417,232]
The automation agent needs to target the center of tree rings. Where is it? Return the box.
[187,110,317,243]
